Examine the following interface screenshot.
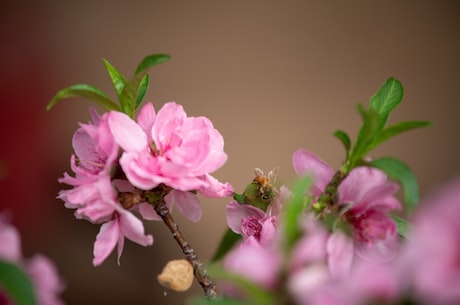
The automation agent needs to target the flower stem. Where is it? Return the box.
[318,169,348,207]
[152,199,220,299]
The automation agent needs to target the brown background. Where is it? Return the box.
[1,1,459,304]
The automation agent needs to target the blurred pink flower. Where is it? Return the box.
[399,175,460,304]
[224,236,280,289]
[292,149,401,262]
[108,102,230,194]
[0,214,65,305]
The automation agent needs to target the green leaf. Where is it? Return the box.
[206,264,275,305]
[46,84,120,112]
[283,176,312,251]
[0,259,37,305]
[103,58,127,102]
[135,53,171,75]
[391,215,411,240]
[334,130,351,156]
[369,77,404,128]
[350,104,381,164]
[211,229,242,262]
[372,120,432,148]
[369,157,420,214]
[120,53,171,117]
[135,74,149,108]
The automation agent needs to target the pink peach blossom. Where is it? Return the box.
[292,149,401,262]
[108,102,230,194]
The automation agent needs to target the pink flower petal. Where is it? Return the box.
[93,219,120,266]
[138,202,161,221]
[327,231,354,278]
[292,149,334,195]
[197,174,233,198]
[165,190,202,222]
[137,102,156,137]
[119,211,154,247]
[108,111,147,152]
[0,218,22,262]
[226,200,266,234]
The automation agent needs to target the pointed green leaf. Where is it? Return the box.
[369,77,404,128]
[135,74,149,107]
[46,84,120,111]
[370,157,420,214]
[350,104,381,164]
[391,215,411,240]
[135,53,171,75]
[334,130,351,156]
[103,58,126,101]
[119,54,171,117]
[372,120,432,148]
[0,259,37,305]
[211,228,242,262]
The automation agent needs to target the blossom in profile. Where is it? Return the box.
[0,214,65,305]
[58,109,153,265]
[292,149,401,262]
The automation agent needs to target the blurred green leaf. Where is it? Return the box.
[206,264,275,305]
[391,215,411,240]
[370,157,420,213]
[369,77,404,128]
[0,259,37,305]
[371,120,432,149]
[334,130,351,157]
[211,229,242,262]
[46,84,120,112]
[283,176,311,251]
[103,58,127,102]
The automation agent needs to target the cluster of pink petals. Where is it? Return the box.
[0,214,65,305]
[292,149,401,262]
[108,102,232,195]
[290,175,460,305]
[59,103,232,266]
[58,109,153,266]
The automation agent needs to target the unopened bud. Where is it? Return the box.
[157,259,194,292]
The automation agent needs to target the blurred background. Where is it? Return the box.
[1,1,459,304]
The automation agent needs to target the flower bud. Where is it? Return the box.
[157,259,194,292]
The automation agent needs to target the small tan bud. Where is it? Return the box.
[157,259,194,292]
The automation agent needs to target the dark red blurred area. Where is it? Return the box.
[0,7,51,234]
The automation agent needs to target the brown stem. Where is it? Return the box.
[153,199,220,299]
[318,169,348,206]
